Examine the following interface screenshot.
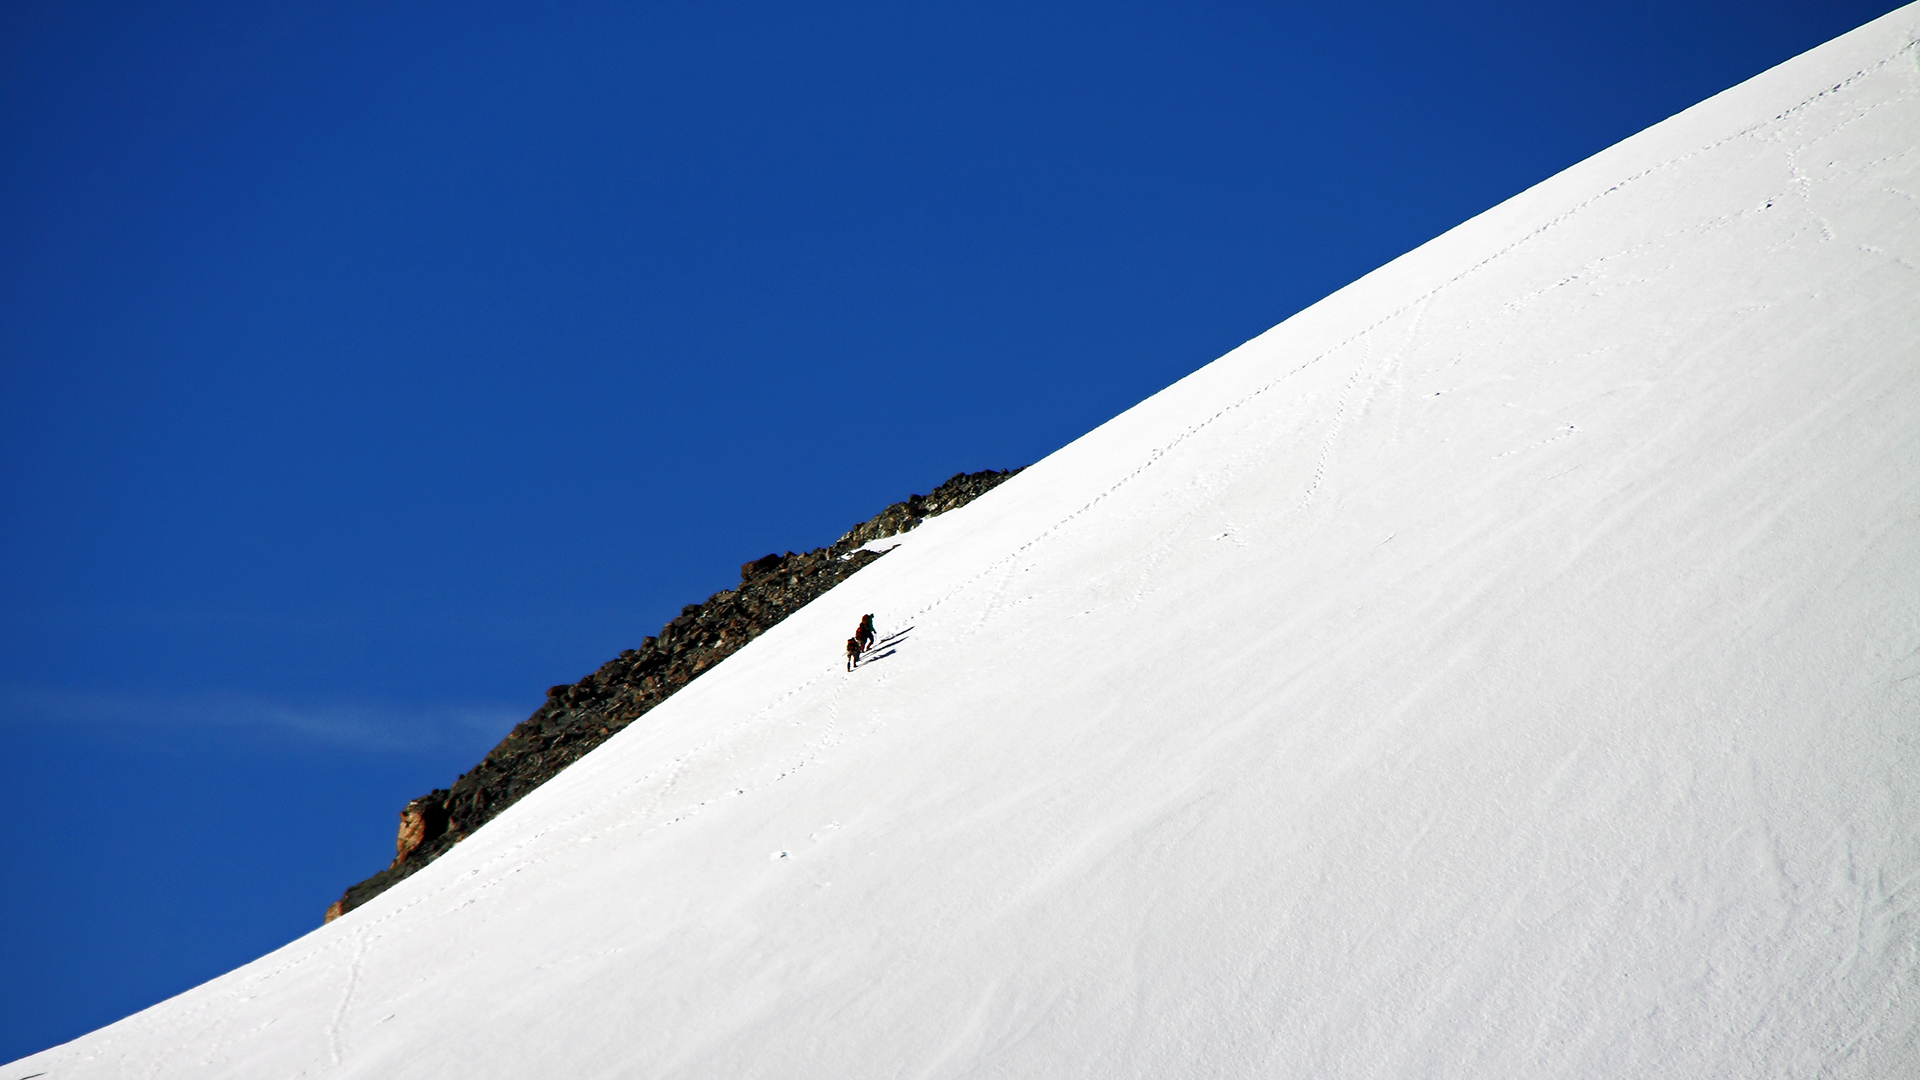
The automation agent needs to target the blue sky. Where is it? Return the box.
[0,0,1900,1062]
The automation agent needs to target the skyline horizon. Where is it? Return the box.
[3,0,1909,1062]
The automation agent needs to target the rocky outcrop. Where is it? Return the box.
[326,468,1022,922]
[393,796,450,866]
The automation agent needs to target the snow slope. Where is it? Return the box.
[14,8,1920,1078]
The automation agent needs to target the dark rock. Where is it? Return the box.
[324,467,1023,923]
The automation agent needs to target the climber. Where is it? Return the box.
[846,636,862,671]
[855,614,877,652]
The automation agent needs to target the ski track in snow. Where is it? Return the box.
[325,934,370,1067]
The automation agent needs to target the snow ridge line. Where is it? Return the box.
[1422,34,1919,319]
[901,35,1919,634]
[1363,34,1919,344]
[92,900,387,1066]
[340,43,1920,904]
[198,29,1920,1033]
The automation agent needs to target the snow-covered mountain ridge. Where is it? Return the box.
[11,5,1920,1078]
[324,468,1020,924]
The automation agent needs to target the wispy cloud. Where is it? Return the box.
[0,685,520,754]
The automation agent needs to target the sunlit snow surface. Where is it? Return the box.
[15,8,1920,1079]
